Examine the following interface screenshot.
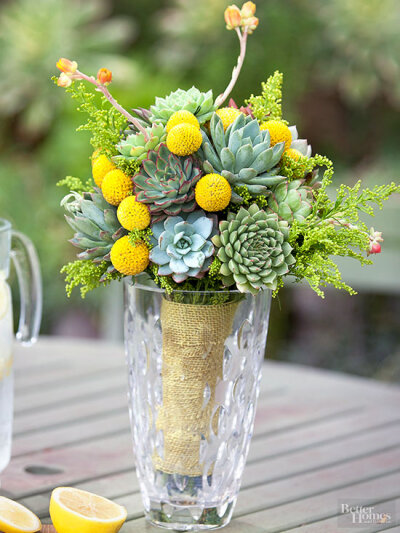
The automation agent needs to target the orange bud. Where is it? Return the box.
[241,1,256,18]
[243,16,259,33]
[56,58,78,75]
[224,5,242,30]
[57,72,72,88]
[97,68,112,85]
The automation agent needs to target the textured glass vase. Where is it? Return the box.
[124,277,271,531]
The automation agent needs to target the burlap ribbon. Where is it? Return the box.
[153,298,239,476]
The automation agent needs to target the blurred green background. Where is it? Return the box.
[0,0,399,379]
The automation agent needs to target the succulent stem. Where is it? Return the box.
[75,70,150,141]
[215,27,248,108]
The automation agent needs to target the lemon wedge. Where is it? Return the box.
[0,496,41,533]
[49,487,127,533]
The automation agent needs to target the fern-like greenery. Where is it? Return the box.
[57,175,93,194]
[57,79,126,156]
[289,160,400,296]
[61,260,122,298]
[246,70,284,122]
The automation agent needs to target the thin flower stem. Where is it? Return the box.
[215,27,248,108]
[75,71,149,140]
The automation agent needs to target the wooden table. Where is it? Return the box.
[2,337,400,532]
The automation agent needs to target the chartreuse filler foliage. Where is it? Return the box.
[54,3,400,532]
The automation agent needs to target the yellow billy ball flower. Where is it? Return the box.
[166,123,203,156]
[101,169,133,206]
[92,155,115,188]
[260,120,292,150]
[195,173,231,212]
[215,107,242,131]
[110,236,149,276]
[117,196,150,231]
[166,110,200,133]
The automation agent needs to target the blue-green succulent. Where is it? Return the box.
[199,113,286,200]
[150,87,216,125]
[149,211,216,283]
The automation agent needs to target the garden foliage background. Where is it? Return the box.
[0,0,399,379]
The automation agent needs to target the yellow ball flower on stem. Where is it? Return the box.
[166,110,200,133]
[195,173,231,212]
[117,196,150,231]
[92,155,115,188]
[260,120,292,150]
[101,169,133,206]
[216,107,242,131]
[166,123,203,156]
[110,236,149,276]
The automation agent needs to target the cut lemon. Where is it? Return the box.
[49,487,127,533]
[0,496,41,533]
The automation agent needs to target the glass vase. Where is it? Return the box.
[124,276,271,531]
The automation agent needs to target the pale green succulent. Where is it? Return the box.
[267,179,313,223]
[115,122,167,163]
[149,210,216,283]
[62,188,125,270]
[150,87,216,125]
[200,113,286,200]
[212,204,295,294]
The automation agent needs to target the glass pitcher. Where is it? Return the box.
[0,218,42,474]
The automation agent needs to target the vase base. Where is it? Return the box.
[145,498,235,531]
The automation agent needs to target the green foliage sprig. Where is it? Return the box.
[57,176,93,194]
[61,260,122,298]
[56,78,127,156]
[289,160,400,296]
[246,71,284,122]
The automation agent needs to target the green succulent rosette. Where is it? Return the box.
[133,144,202,222]
[149,210,216,283]
[62,188,125,269]
[267,179,313,223]
[150,87,216,125]
[115,122,167,163]
[212,204,295,294]
[200,113,286,199]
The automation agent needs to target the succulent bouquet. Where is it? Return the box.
[56,2,398,301]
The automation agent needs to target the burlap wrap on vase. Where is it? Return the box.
[154,298,239,476]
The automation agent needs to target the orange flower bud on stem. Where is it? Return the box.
[217,2,259,107]
[57,72,73,88]
[224,5,242,30]
[97,68,112,85]
[56,58,78,75]
[55,62,149,142]
[241,1,256,18]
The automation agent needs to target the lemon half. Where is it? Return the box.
[0,496,41,533]
[49,487,127,533]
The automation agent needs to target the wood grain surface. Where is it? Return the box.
[1,337,399,532]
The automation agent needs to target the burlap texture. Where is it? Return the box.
[154,298,239,476]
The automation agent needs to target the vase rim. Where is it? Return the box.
[125,274,247,295]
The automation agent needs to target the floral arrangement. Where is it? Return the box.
[56,2,399,299]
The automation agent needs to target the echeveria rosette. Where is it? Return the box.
[267,179,313,223]
[149,211,216,283]
[115,122,167,164]
[199,113,286,199]
[212,204,295,294]
[133,144,202,222]
[150,87,216,125]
